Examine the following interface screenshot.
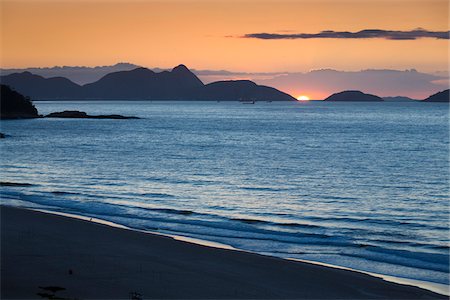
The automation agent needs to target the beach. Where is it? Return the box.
[1,205,445,299]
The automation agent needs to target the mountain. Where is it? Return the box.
[0,65,296,101]
[1,72,82,99]
[0,85,40,119]
[83,65,204,99]
[2,64,446,99]
[0,63,140,85]
[422,89,449,102]
[324,90,383,101]
[200,80,294,101]
[383,96,417,102]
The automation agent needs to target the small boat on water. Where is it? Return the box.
[239,98,256,104]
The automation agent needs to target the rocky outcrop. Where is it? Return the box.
[45,110,139,119]
[0,84,40,119]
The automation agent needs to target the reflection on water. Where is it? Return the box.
[1,101,448,285]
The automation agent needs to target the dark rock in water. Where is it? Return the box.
[45,110,139,119]
[324,90,383,101]
[0,84,40,119]
[0,133,5,138]
[46,110,88,118]
[422,89,449,102]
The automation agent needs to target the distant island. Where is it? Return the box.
[0,84,40,119]
[0,65,296,102]
[382,96,417,102]
[324,90,383,101]
[323,90,448,103]
[422,89,449,102]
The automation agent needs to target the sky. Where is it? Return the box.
[1,0,449,99]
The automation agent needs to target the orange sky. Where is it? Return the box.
[1,0,448,71]
[1,0,448,98]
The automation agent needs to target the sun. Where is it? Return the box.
[297,95,310,101]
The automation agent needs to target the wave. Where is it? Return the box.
[230,217,322,230]
[3,189,448,281]
[239,186,293,192]
[320,195,359,201]
[141,192,177,198]
[303,215,448,231]
[4,189,446,243]
[51,191,82,196]
[230,218,269,224]
[147,208,194,215]
[343,246,449,273]
[367,238,450,251]
[8,189,325,231]
[4,191,343,242]
[0,182,34,187]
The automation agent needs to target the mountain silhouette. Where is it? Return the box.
[0,63,140,85]
[1,65,296,101]
[200,80,294,101]
[82,65,204,99]
[0,84,40,119]
[1,72,82,99]
[324,90,383,101]
[422,89,449,102]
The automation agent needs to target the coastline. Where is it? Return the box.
[1,205,446,299]
[31,208,450,296]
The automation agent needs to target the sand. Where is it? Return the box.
[1,205,446,299]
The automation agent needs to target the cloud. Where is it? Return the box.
[194,68,448,99]
[253,69,449,99]
[243,29,450,40]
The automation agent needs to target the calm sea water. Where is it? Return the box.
[1,101,449,285]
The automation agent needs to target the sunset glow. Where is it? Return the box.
[1,0,447,73]
[297,95,310,101]
[1,1,449,297]
[0,0,448,99]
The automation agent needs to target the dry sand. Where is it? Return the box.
[1,205,446,299]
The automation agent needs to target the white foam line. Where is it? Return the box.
[289,258,450,296]
[34,208,236,250]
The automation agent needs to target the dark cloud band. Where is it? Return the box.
[243,29,450,40]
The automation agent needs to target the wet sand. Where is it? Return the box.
[1,205,445,299]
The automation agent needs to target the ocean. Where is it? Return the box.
[1,100,448,286]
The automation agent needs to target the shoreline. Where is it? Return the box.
[1,205,447,299]
[34,207,450,296]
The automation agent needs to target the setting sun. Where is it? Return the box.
[297,95,310,101]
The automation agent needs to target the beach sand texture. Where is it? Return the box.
[1,206,445,299]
